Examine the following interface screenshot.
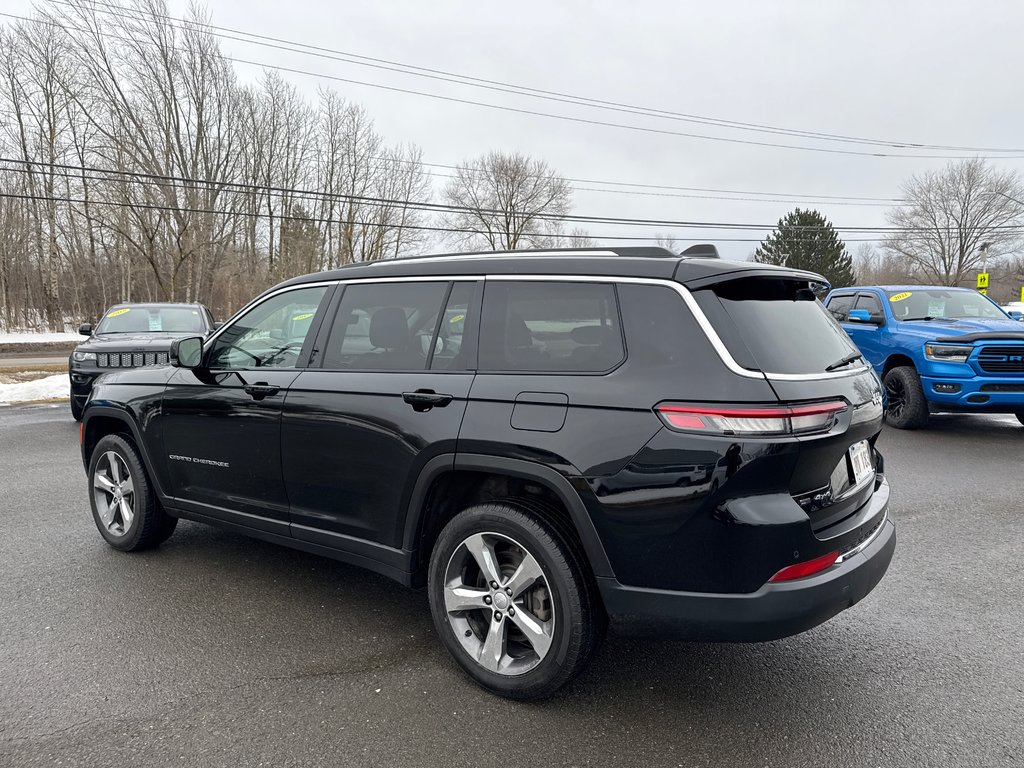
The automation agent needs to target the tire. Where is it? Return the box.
[87,434,177,551]
[883,366,929,429]
[70,396,83,422]
[428,500,603,700]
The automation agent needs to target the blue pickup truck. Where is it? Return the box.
[823,285,1024,429]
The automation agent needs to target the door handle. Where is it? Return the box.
[402,389,453,412]
[244,382,280,400]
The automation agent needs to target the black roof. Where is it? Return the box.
[272,246,824,292]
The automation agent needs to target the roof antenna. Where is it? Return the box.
[680,244,720,259]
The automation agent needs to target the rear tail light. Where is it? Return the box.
[655,400,847,437]
[769,550,840,582]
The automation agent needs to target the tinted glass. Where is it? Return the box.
[321,281,448,370]
[886,289,1007,320]
[479,282,624,372]
[96,305,207,334]
[826,294,855,321]
[854,294,883,315]
[431,282,481,371]
[208,286,328,369]
[694,278,860,375]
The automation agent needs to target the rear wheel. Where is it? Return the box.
[883,366,929,429]
[88,434,177,550]
[428,500,602,700]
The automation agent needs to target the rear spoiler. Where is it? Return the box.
[935,331,1024,343]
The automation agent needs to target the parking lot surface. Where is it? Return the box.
[1,405,1022,768]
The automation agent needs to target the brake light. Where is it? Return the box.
[655,401,847,436]
[769,550,840,582]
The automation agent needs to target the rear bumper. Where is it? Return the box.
[922,374,1024,412]
[598,513,895,642]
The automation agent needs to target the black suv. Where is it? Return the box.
[70,303,217,420]
[79,248,895,699]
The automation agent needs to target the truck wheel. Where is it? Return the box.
[87,434,176,551]
[883,366,929,429]
[428,500,603,700]
[70,396,84,421]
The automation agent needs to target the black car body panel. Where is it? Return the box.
[81,247,894,640]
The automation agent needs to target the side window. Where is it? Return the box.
[825,294,855,321]
[208,285,328,370]
[431,281,482,371]
[479,281,624,372]
[321,281,448,371]
[854,294,883,316]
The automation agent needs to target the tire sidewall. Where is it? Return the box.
[87,434,152,550]
[428,506,584,698]
[884,366,928,429]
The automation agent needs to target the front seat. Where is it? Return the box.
[368,307,418,368]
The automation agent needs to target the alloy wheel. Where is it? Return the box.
[443,532,555,676]
[885,375,906,421]
[92,450,135,536]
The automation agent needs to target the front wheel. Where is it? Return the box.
[70,396,83,421]
[883,366,929,429]
[428,501,603,700]
[88,434,177,550]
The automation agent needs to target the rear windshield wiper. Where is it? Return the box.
[825,352,863,372]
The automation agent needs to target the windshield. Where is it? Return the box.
[887,290,1008,321]
[693,277,862,375]
[96,305,207,334]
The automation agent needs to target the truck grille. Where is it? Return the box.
[97,352,168,368]
[977,346,1024,373]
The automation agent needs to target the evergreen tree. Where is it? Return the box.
[754,208,856,287]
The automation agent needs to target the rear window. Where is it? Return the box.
[693,278,860,375]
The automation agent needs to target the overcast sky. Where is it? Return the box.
[13,0,1024,259]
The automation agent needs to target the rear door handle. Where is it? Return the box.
[402,389,453,412]
[244,382,280,400]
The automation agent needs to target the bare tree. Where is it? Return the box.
[441,151,572,251]
[654,234,680,253]
[885,158,1024,286]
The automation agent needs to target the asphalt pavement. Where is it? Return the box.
[1,404,1022,768]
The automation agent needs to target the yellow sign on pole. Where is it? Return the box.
[1021,285,1024,303]
[977,272,989,289]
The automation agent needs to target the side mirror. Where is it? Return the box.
[1008,311,1023,321]
[847,309,883,325]
[169,336,204,369]
[79,323,92,336]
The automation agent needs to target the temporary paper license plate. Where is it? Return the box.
[849,440,874,486]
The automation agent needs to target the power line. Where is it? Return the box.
[18,5,1024,161]
[43,0,1024,156]
[0,14,916,203]
[0,156,955,233]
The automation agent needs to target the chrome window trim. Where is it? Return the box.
[206,272,869,382]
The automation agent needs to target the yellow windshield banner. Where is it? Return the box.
[106,307,131,317]
[292,312,314,322]
[889,292,912,302]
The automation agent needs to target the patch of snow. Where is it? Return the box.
[0,332,83,344]
[0,373,69,404]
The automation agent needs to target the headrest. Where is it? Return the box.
[369,307,410,349]
[570,325,613,345]
[507,316,533,348]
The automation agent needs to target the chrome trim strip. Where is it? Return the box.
[207,270,870,383]
[833,509,888,564]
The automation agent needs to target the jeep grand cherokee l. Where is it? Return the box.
[79,247,895,699]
